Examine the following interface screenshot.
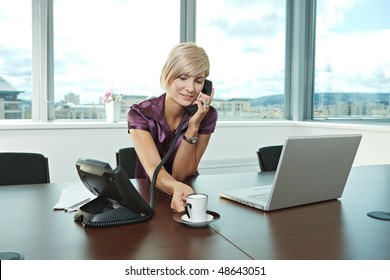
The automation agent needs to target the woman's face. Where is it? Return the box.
[167,74,206,107]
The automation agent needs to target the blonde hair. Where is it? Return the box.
[160,42,210,90]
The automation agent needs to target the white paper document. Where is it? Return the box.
[53,183,96,212]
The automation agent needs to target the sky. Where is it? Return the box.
[315,0,390,93]
[0,0,389,104]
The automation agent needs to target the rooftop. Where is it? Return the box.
[0,77,23,94]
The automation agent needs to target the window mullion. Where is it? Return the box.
[289,0,316,121]
[284,0,293,120]
[32,0,53,122]
[180,0,196,42]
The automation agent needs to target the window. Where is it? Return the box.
[1,0,286,122]
[0,0,32,120]
[314,0,390,121]
[4,0,389,124]
[196,0,287,120]
[53,0,179,120]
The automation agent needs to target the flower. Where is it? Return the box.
[102,89,123,103]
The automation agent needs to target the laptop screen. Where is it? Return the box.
[220,134,362,211]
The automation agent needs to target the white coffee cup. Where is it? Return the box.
[185,193,208,222]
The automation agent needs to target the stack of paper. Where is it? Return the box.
[53,184,96,212]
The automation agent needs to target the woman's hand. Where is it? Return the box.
[170,182,194,212]
[189,87,215,126]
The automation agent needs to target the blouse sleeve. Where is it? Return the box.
[198,107,218,135]
[127,104,151,132]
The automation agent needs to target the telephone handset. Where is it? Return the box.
[184,79,213,116]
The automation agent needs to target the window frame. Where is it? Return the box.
[31,0,53,121]
[8,0,388,125]
[309,0,390,124]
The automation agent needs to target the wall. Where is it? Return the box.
[296,122,390,166]
[1,121,390,182]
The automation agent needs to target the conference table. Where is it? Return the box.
[191,165,390,260]
[0,164,389,260]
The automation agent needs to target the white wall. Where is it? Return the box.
[296,122,390,166]
[1,121,390,182]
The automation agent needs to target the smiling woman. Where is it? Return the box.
[127,42,217,213]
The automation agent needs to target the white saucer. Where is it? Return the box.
[173,210,220,228]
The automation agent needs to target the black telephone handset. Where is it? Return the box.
[184,79,213,116]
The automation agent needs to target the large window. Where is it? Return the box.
[53,0,179,120]
[0,0,32,120]
[196,0,286,120]
[314,0,390,121]
[2,0,389,124]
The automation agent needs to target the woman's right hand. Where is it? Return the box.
[170,182,194,212]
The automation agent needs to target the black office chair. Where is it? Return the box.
[0,252,24,260]
[0,152,50,186]
[0,152,50,259]
[116,147,138,179]
[256,145,283,172]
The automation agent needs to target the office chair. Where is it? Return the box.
[256,145,283,172]
[0,252,24,260]
[0,152,50,186]
[0,152,50,259]
[116,147,138,179]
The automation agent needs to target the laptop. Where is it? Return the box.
[219,134,362,211]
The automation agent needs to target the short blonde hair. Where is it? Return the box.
[160,42,210,90]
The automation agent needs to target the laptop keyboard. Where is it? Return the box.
[248,186,272,204]
[249,193,270,204]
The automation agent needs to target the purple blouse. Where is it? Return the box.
[127,93,218,179]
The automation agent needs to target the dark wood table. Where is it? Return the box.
[1,165,389,260]
[188,164,390,260]
[0,180,250,260]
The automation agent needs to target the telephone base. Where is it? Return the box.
[74,196,153,227]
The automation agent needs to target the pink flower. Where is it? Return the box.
[102,90,113,103]
[102,90,123,103]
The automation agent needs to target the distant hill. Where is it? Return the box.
[251,92,389,106]
[251,94,284,106]
[313,92,389,106]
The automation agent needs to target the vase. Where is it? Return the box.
[105,101,122,122]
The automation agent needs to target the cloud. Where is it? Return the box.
[315,23,390,93]
[213,14,284,40]
[0,46,31,91]
[1,0,389,105]
[202,0,285,40]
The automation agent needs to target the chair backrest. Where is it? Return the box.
[0,152,50,186]
[116,147,138,179]
[256,145,283,172]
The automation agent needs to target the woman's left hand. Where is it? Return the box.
[189,87,215,125]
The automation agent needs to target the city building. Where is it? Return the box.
[0,77,26,119]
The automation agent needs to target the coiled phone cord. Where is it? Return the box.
[149,114,188,209]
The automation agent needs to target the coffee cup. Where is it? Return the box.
[185,193,208,222]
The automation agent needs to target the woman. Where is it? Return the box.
[127,42,217,212]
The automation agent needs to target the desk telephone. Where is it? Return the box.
[74,159,154,227]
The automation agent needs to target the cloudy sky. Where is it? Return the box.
[0,0,389,104]
[315,0,390,93]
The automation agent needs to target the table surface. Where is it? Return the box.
[188,164,390,260]
[1,164,389,260]
[0,180,249,260]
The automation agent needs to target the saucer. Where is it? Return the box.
[173,210,220,228]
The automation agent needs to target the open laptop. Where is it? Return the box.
[219,134,362,211]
